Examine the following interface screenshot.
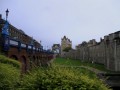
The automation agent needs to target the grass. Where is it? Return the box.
[0,55,21,69]
[53,57,109,72]
[53,57,82,66]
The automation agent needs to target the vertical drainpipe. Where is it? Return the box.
[106,40,110,70]
[114,40,117,71]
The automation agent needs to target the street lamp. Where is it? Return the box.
[6,9,9,21]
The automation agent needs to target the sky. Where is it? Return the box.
[0,0,120,49]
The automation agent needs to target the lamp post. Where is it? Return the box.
[2,9,10,51]
[6,9,9,21]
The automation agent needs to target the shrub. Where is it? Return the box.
[19,66,110,90]
[0,63,20,90]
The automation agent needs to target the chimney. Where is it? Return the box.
[0,14,2,19]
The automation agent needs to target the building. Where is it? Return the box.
[52,44,61,54]
[61,36,72,57]
[52,44,61,56]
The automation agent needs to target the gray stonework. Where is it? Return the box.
[62,31,120,71]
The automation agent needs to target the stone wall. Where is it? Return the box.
[62,31,120,71]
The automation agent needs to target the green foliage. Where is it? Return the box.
[0,63,20,90]
[0,55,110,90]
[0,55,21,69]
[63,47,72,52]
[19,66,110,90]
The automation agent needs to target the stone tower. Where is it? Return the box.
[61,36,72,56]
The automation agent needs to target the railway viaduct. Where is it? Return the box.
[0,27,53,73]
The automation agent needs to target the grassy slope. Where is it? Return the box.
[0,55,20,90]
[53,57,109,72]
[0,55,21,68]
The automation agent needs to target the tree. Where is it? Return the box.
[63,47,72,52]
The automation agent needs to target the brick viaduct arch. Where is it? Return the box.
[10,55,18,60]
[6,46,53,72]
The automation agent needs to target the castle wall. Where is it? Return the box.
[62,31,120,71]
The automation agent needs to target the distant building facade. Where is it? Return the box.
[61,36,72,57]
[62,32,120,71]
[52,44,61,55]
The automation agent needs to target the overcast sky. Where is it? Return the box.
[0,0,120,49]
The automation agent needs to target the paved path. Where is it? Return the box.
[56,65,106,74]
[80,66,106,74]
